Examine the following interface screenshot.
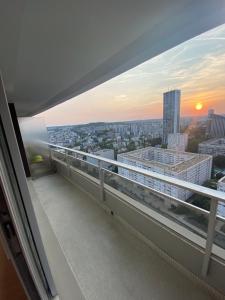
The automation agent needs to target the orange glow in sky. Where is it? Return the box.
[195,102,203,110]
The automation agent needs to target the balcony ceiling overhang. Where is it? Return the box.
[1,0,225,117]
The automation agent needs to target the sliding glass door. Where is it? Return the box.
[0,75,56,299]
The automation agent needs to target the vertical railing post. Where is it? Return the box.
[201,198,218,277]
[73,152,77,168]
[49,147,52,160]
[99,160,105,201]
[65,149,70,176]
[48,146,53,169]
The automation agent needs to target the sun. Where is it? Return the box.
[195,102,203,111]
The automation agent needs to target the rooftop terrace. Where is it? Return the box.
[200,138,225,146]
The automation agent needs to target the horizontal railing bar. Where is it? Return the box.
[104,169,210,216]
[217,215,225,222]
[44,142,225,203]
[66,153,99,168]
[51,148,225,222]
[52,151,100,171]
[110,170,225,221]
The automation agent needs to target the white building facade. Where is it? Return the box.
[199,138,225,157]
[217,177,225,218]
[118,147,212,201]
[168,133,188,152]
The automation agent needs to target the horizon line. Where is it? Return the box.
[45,114,210,127]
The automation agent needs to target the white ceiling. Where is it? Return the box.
[1,0,225,117]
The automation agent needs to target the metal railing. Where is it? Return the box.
[44,142,225,277]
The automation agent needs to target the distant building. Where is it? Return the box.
[163,90,181,144]
[217,177,225,218]
[87,149,114,169]
[206,109,225,138]
[199,138,225,157]
[208,108,215,116]
[118,147,212,201]
[180,117,193,129]
[168,133,188,152]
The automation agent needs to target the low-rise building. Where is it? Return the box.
[118,147,212,201]
[199,138,225,157]
[87,149,114,169]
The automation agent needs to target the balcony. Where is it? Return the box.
[28,143,225,300]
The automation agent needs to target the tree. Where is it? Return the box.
[161,144,167,149]
[213,155,225,169]
[186,125,207,153]
[127,141,136,151]
[204,179,217,189]
[187,138,200,153]
[187,125,206,139]
[216,172,224,180]
[187,179,218,211]
[150,137,162,147]
[189,194,210,211]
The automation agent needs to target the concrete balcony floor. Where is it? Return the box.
[29,173,218,300]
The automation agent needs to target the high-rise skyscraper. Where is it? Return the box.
[163,90,181,144]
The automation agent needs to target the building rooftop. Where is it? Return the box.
[118,146,211,173]
[211,114,225,120]
[199,138,225,146]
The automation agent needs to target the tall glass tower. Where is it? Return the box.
[163,90,181,144]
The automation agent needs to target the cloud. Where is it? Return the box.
[117,94,127,98]
[114,94,128,101]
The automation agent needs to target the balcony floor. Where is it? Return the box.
[30,173,217,300]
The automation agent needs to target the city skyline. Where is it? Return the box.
[37,24,225,126]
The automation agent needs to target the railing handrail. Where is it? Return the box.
[44,142,225,203]
[60,154,224,222]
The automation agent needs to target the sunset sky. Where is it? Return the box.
[37,23,225,126]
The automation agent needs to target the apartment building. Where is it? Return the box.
[217,177,225,218]
[199,138,225,157]
[87,149,114,169]
[118,147,212,200]
[206,111,225,138]
[168,133,188,152]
